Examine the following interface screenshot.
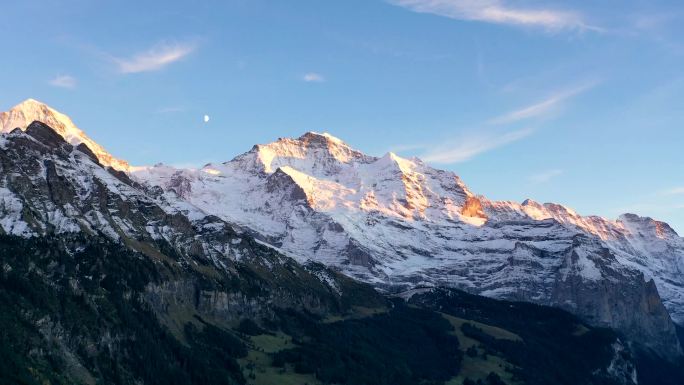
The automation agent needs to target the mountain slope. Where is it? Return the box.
[133,131,684,357]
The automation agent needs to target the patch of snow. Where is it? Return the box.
[0,187,32,236]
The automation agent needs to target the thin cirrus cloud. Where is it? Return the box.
[420,127,534,163]
[410,81,596,164]
[303,72,325,82]
[528,169,563,184]
[115,42,196,74]
[49,75,77,89]
[489,81,598,125]
[662,187,684,196]
[388,0,596,32]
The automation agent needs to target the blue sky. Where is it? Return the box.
[1,0,683,232]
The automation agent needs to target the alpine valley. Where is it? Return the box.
[1,99,683,385]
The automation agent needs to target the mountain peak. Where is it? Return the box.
[295,131,358,155]
[619,213,680,239]
[17,98,45,107]
[1,99,130,171]
[298,131,345,144]
[10,99,75,125]
[232,131,375,174]
[290,131,370,160]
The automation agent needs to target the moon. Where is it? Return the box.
[204,115,210,123]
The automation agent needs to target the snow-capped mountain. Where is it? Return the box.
[133,130,684,355]
[0,99,130,171]
[0,109,258,268]
[0,99,682,356]
[133,132,684,314]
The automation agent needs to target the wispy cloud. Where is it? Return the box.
[420,127,533,163]
[303,73,325,82]
[392,80,598,164]
[115,42,196,74]
[528,169,563,183]
[388,0,597,32]
[661,186,684,196]
[49,75,76,89]
[631,12,684,54]
[489,82,598,124]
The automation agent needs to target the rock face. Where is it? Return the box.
[550,239,675,356]
[486,200,684,325]
[133,131,684,356]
